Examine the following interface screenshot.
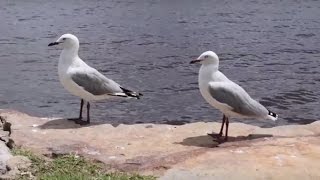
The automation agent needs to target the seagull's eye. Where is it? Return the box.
[204,55,209,58]
[62,38,66,40]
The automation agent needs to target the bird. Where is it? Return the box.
[48,34,142,125]
[190,51,278,142]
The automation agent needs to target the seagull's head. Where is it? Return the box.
[190,51,219,65]
[48,34,79,49]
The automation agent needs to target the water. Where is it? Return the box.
[0,0,319,127]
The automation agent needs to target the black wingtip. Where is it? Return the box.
[268,110,278,118]
[120,87,142,99]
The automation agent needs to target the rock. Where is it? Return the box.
[2,122,12,136]
[1,109,320,179]
[6,156,31,171]
[0,116,12,136]
[145,125,153,128]
[0,142,12,175]
[3,156,31,179]
[6,139,15,150]
[0,169,29,180]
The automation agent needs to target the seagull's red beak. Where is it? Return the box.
[48,42,60,46]
[190,59,203,64]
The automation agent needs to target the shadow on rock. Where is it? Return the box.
[175,135,219,148]
[178,133,273,147]
[39,118,106,130]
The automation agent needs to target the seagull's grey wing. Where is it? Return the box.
[71,70,122,96]
[208,82,268,116]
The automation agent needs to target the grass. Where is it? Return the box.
[12,148,156,180]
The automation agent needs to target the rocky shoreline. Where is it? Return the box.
[0,113,32,179]
[0,109,319,179]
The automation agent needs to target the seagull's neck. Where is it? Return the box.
[60,46,80,64]
[199,63,230,83]
[199,63,223,82]
[200,63,219,73]
[62,45,79,56]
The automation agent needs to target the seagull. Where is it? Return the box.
[48,34,142,125]
[190,51,278,142]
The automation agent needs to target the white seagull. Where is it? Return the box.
[48,34,142,125]
[190,51,278,141]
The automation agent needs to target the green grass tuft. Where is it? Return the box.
[12,148,156,180]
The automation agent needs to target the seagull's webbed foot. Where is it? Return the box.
[207,132,223,138]
[67,117,82,121]
[75,119,90,125]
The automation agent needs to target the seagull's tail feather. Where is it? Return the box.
[267,110,278,121]
[119,87,143,99]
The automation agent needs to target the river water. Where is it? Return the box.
[0,0,319,127]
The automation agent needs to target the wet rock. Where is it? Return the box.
[3,122,12,136]
[0,116,12,136]
[6,139,15,150]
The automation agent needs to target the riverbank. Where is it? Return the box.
[0,109,319,179]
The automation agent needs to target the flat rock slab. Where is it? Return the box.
[1,109,320,179]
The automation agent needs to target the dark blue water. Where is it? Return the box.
[0,0,319,127]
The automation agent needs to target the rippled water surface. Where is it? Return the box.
[0,0,319,127]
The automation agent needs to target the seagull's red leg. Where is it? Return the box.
[87,102,90,124]
[218,115,226,136]
[68,99,84,121]
[225,117,229,141]
[208,114,226,138]
[79,99,84,119]
[75,101,90,125]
